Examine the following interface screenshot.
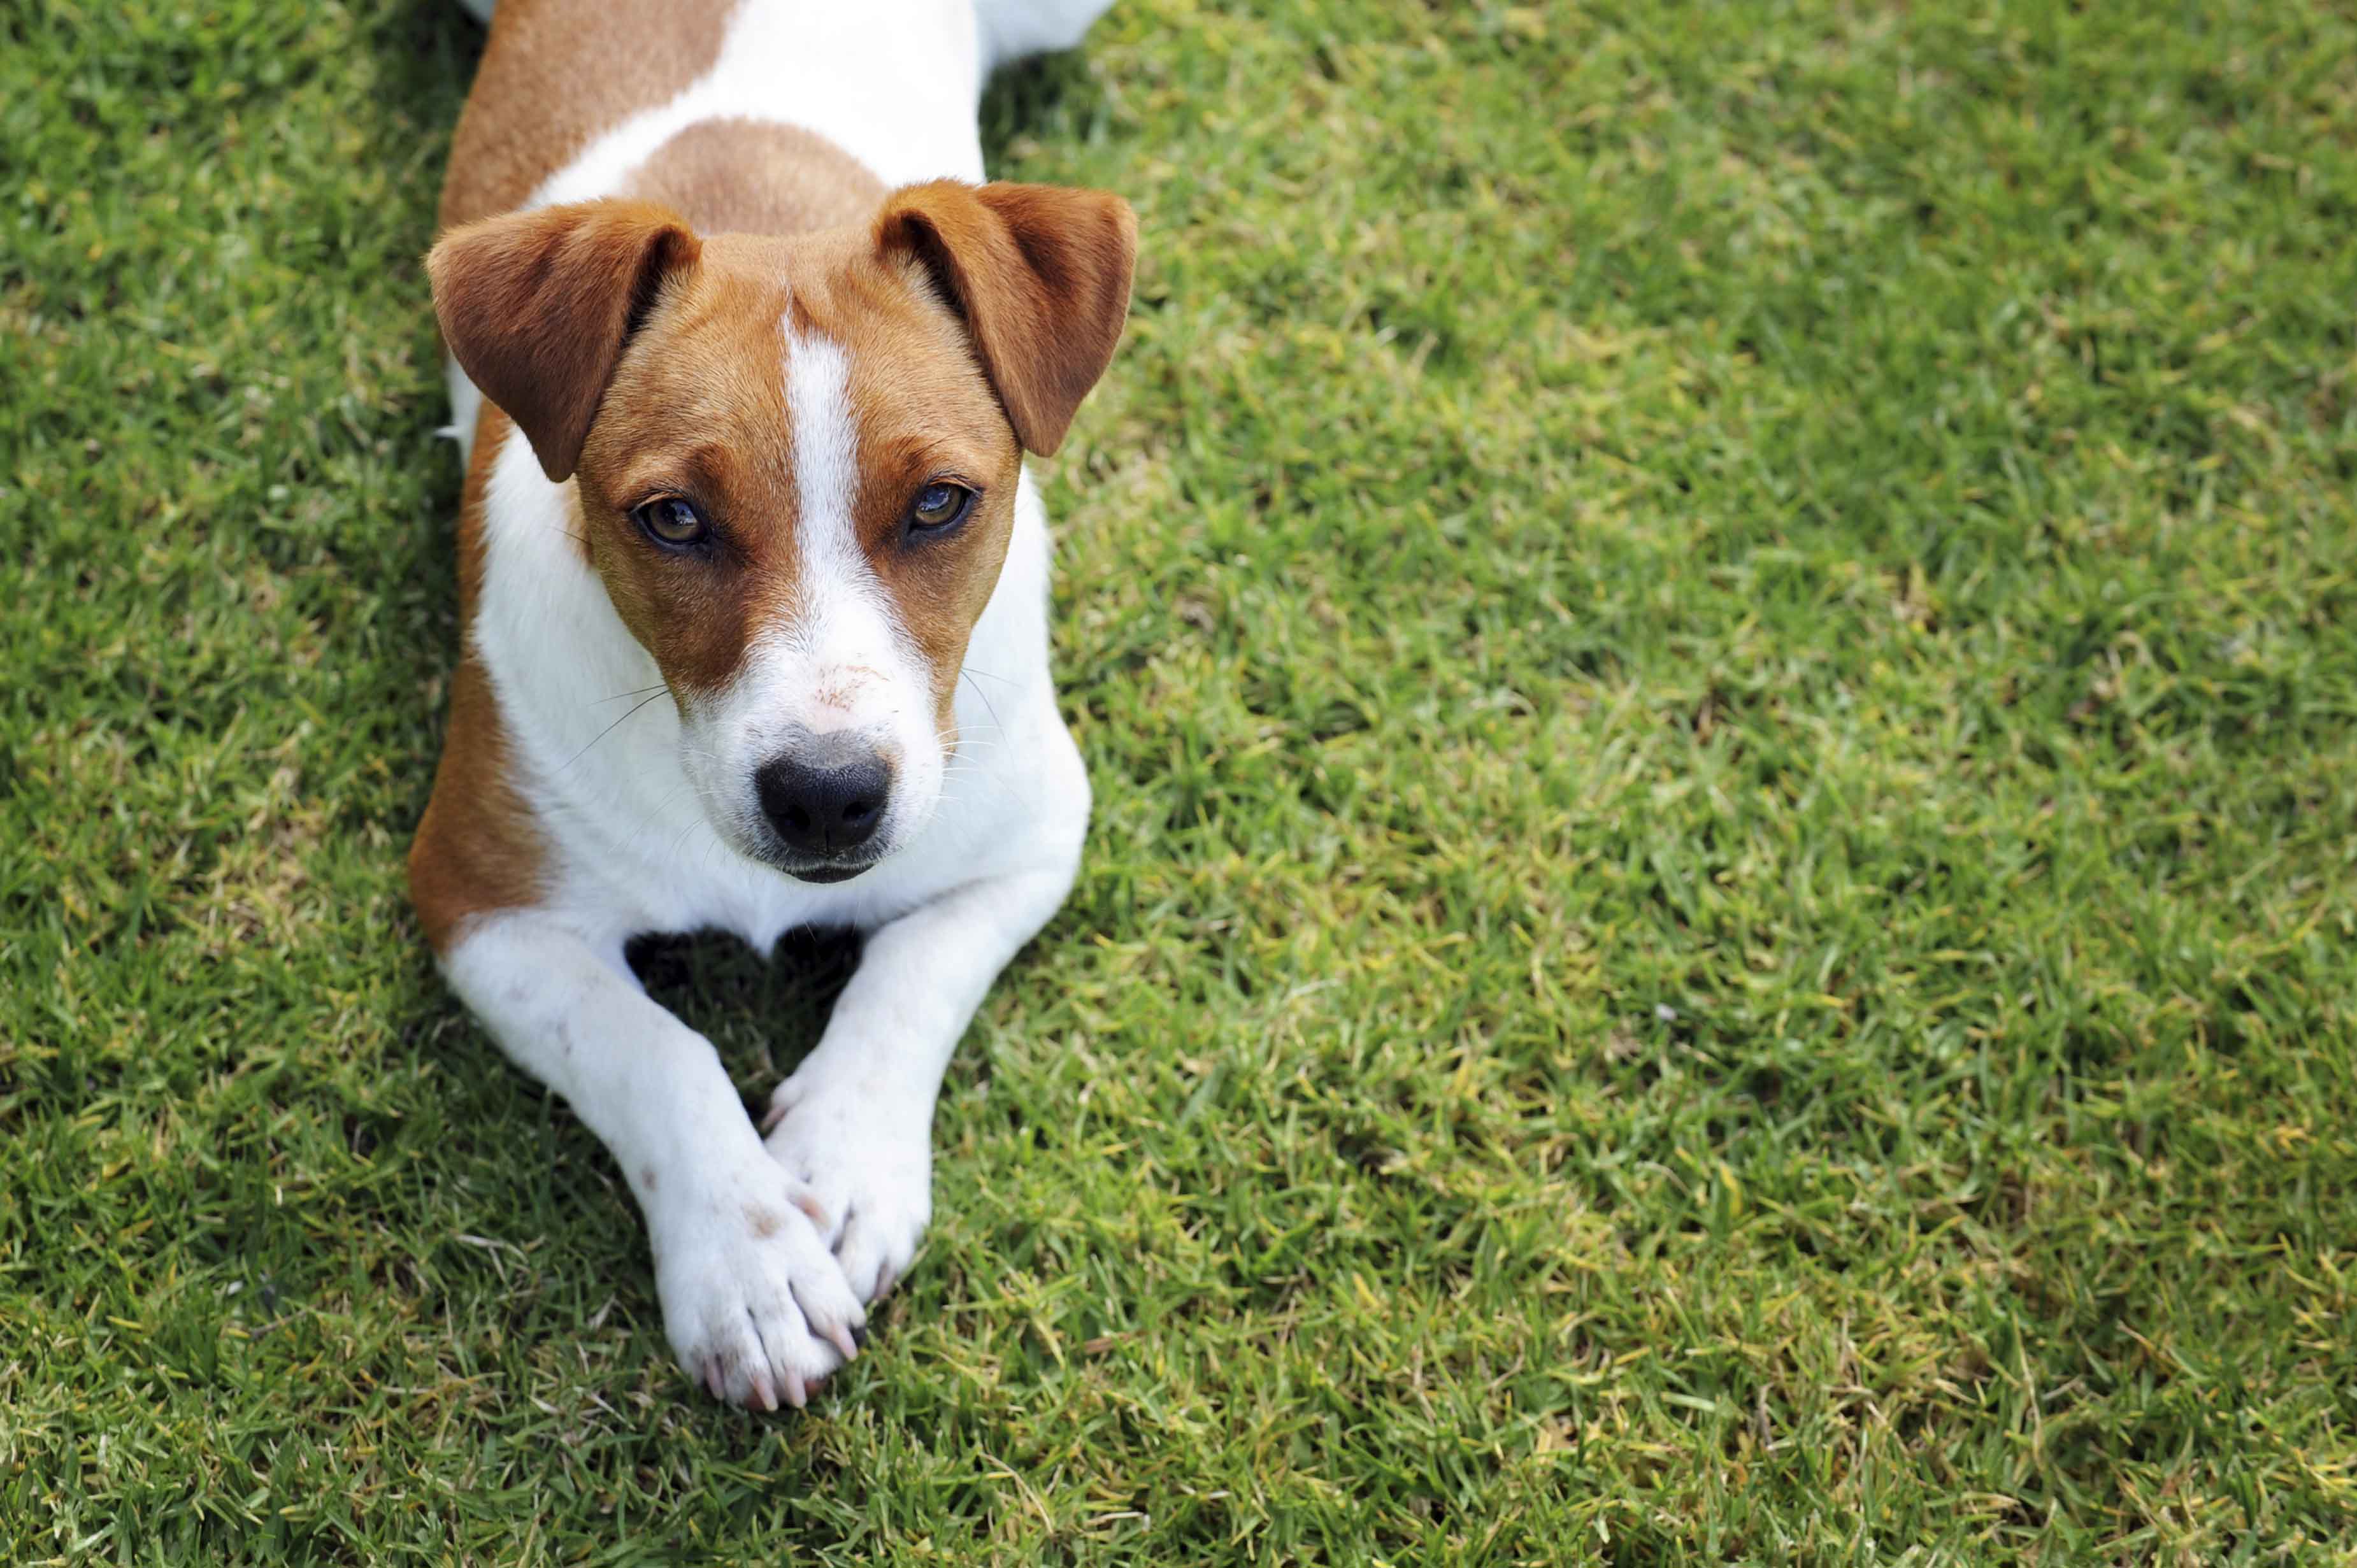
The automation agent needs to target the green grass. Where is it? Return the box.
[4,0,2356,1559]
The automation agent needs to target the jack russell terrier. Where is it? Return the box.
[410,0,1135,1410]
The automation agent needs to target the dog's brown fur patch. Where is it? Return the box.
[874,181,1138,457]
[625,118,887,238]
[430,201,703,483]
[407,408,552,953]
[438,0,736,232]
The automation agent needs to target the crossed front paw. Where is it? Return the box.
[761,1067,934,1304]
[648,1154,867,1410]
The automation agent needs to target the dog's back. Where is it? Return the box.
[441,0,1114,232]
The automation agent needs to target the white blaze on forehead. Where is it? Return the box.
[783,322,870,624]
[773,318,908,707]
[727,317,930,739]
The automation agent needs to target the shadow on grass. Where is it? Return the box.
[980,45,1115,166]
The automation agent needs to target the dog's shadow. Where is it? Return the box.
[980,44,1114,167]
[629,926,864,1088]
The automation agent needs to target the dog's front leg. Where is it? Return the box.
[761,864,1077,1301]
[441,911,866,1408]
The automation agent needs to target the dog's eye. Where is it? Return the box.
[634,496,709,548]
[907,481,975,531]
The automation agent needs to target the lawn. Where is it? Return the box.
[4,0,2356,1560]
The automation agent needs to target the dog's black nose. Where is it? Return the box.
[755,741,891,860]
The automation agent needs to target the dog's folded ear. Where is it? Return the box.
[875,180,1137,457]
[427,200,701,483]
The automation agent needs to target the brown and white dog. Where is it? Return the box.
[410,0,1134,1409]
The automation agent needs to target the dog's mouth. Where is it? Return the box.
[754,834,888,884]
[698,800,891,886]
[785,861,873,885]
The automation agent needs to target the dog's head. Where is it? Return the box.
[428,182,1135,881]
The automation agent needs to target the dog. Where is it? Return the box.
[410,0,1136,1410]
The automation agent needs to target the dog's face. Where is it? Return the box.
[430,185,1135,880]
[570,228,1032,882]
